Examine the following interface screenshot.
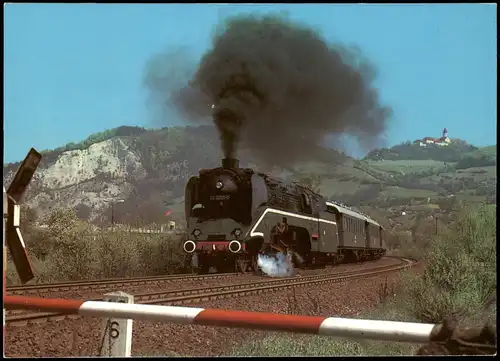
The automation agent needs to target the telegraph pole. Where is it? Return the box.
[110,199,124,231]
[111,202,115,231]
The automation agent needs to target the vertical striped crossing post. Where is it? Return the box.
[99,292,134,357]
[3,186,8,348]
[4,148,42,284]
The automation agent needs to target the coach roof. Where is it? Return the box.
[325,201,381,227]
[325,201,367,221]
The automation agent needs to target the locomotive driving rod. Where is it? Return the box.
[5,295,437,343]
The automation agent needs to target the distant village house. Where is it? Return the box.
[413,128,451,147]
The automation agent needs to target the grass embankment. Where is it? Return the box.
[229,204,496,356]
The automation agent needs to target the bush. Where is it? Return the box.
[401,203,496,325]
[6,208,187,284]
[93,231,141,279]
[135,232,187,276]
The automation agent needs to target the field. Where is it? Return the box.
[366,159,453,175]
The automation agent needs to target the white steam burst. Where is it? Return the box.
[257,252,294,277]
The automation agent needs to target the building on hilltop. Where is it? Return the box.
[413,128,451,147]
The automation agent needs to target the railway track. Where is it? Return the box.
[6,272,243,295]
[5,257,416,326]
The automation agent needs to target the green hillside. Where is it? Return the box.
[4,125,496,229]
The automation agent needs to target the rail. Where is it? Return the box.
[6,257,415,324]
[7,256,405,294]
[6,272,243,294]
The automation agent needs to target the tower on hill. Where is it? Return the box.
[413,127,451,147]
[440,128,451,144]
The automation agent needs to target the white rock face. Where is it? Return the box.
[3,137,147,220]
[40,138,145,189]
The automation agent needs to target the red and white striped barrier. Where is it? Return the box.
[5,295,437,343]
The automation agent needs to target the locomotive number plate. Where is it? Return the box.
[210,195,230,201]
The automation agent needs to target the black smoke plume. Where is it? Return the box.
[145,14,392,167]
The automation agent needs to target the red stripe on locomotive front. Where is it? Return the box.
[195,242,246,251]
[197,242,230,246]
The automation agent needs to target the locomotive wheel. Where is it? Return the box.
[236,260,248,273]
[198,266,209,275]
[291,250,306,269]
[197,261,210,275]
[252,255,263,276]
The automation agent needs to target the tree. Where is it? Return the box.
[75,203,92,221]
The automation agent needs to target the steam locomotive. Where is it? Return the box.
[183,158,386,274]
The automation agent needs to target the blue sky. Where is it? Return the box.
[4,3,497,163]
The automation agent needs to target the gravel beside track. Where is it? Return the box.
[5,258,399,321]
[4,257,412,357]
[7,258,398,301]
